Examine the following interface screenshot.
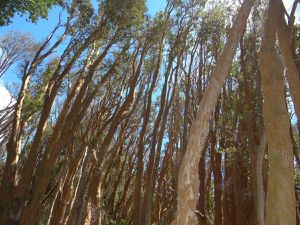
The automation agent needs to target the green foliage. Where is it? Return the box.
[37,201,52,225]
[295,168,300,186]
[0,0,62,26]
[22,59,57,117]
[199,2,229,54]
[23,91,43,116]
[0,31,36,56]
[120,219,131,225]
[103,218,118,225]
[103,218,154,225]
[292,24,300,59]
[103,0,146,30]
[0,31,38,77]
[66,0,95,33]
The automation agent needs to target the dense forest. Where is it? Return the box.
[0,0,300,225]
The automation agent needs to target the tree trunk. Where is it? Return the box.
[277,3,300,121]
[210,98,222,225]
[259,1,296,225]
[0,71,31,225]
[256,131,266,225]
[48,147,87,225]
[197,150,206,225]
[171,1,254,224]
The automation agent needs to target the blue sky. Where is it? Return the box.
[0,0,166,83]
[0,0,297,79]
[0,0,167,107]
[0,0,299,108]
[0,0,297,61]
[0,1,167,41]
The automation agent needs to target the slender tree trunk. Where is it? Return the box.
[47,165,69,225]
[48,147,86,225]
[259,1,296,225]
[171,1,254,224]
[256,131,266,225]
[223,152,236,225]
[212,100,222,225]
[277,4,300,121]
[0,71,31,225]
[132,84,153,225]
[197,150,206,225]
[66,150,93,225]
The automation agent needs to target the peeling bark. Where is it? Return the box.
[259,1,296,224]
[171,1,255,224]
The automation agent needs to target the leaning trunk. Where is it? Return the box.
[171,0,255,224]
[259,1,296,225]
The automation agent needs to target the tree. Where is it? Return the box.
[0,31,36,78]
[0,0,299,225]
[0,0,62,26]
[259,0,296,224]
[171,0,255,224]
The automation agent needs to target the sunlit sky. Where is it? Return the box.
[0,0,167,39]
[0,0,297,38]
[0,0,298,108]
